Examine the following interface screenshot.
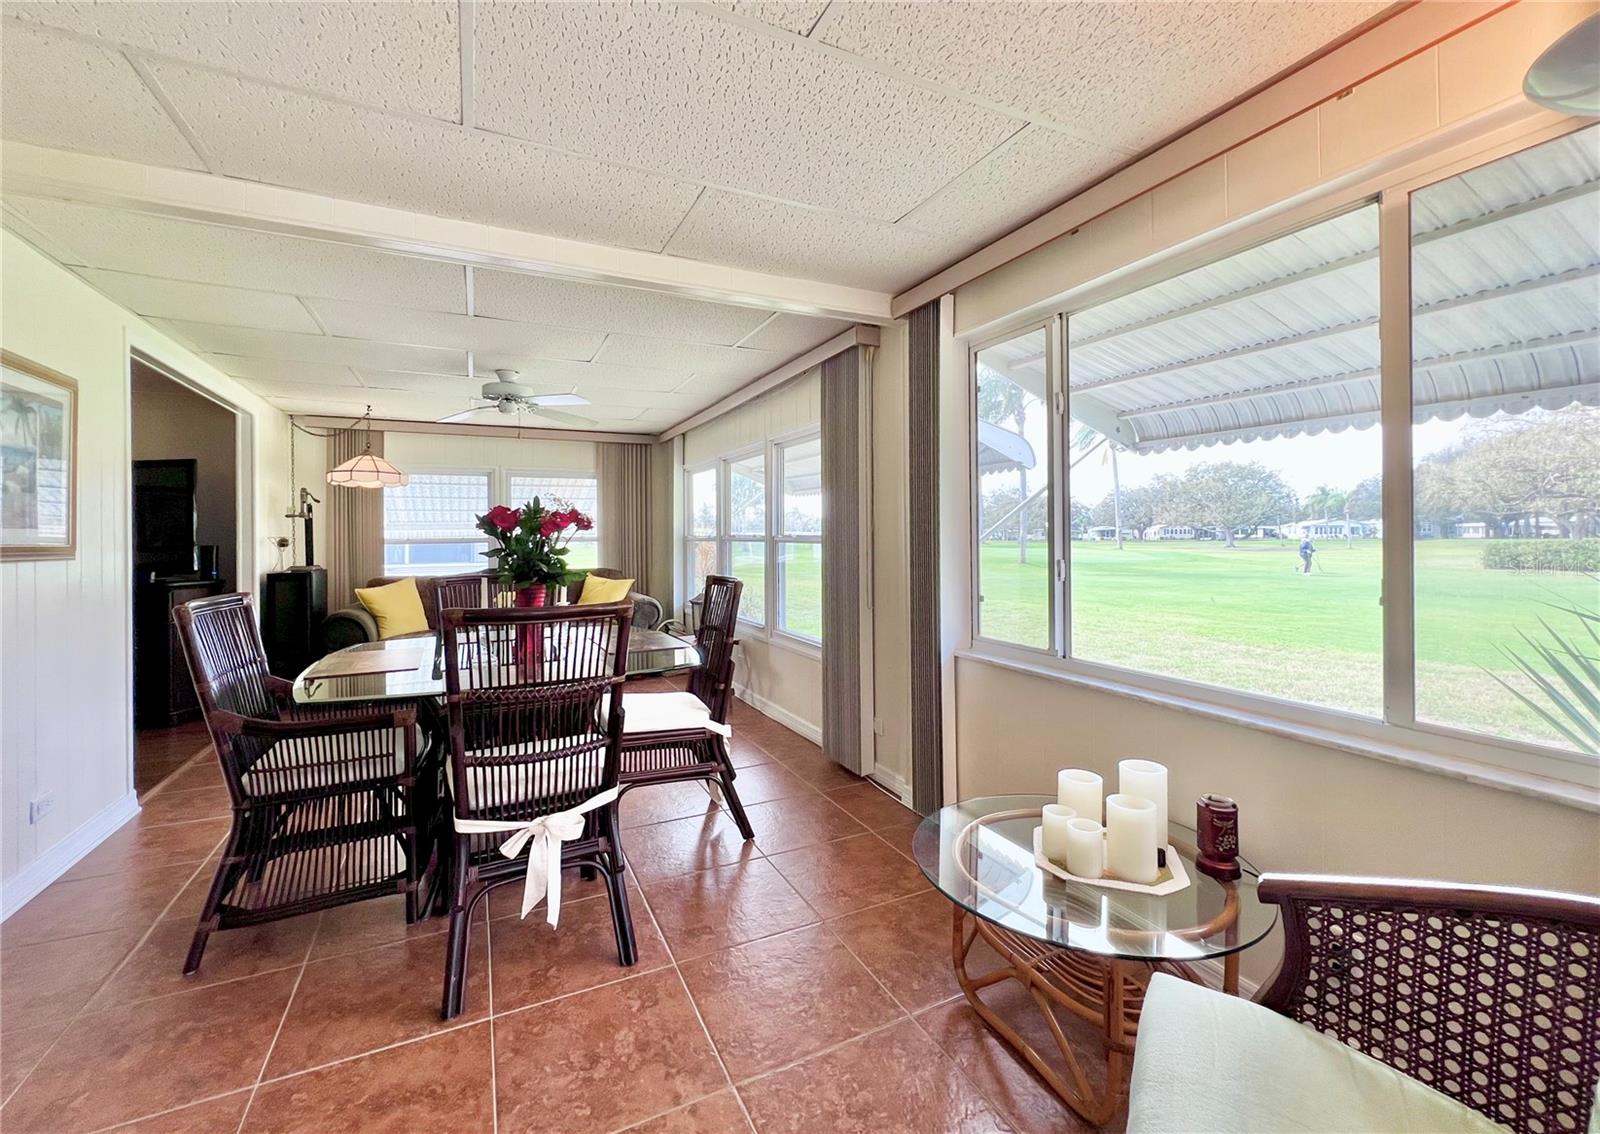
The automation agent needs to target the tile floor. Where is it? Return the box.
[0,696,1112,1133]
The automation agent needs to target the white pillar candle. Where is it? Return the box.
[1104,793,1159,883]
[1064,817,1104,879]
[1056,769,1103,822]
[1118,759,1168,845]
[1040,804,1076,865]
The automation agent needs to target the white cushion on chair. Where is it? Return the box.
[446,746,606,811]
[617,691,730,738]
[240,726,413,795]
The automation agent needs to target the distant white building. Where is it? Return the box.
[1144,525,1197,540]
[1283,519,1376,539]
[1086,526,1136,541]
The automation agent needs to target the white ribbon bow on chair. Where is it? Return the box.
[452,785,621,924]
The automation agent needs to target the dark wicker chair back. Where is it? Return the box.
[688,575,742,722]
[177,592,277,722]
[441,602,633,822]
[1257,874,1600,1134]
[433,572,512,626]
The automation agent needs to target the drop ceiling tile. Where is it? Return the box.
[153,321,465,373]
[896,125,1125,246]
[472,270,770,346]
[818,1,1390,153]
[705,2,830,35]
[304,299,603,362]
[5,197,467,311]
[664,189,950,292]
[355,369,486,394]
[9,1,461,120]
[474,1,1017,222]
[484,359,692,394]
[75,268,321,332]
[209,357,362,387]
[736,313,854,355]
[590,333,786,382]
[0,23,204,169]
[149,63,701,251]
[566,385,709,414]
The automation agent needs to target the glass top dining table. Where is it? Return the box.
[292,628,701,706]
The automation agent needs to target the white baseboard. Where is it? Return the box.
[1,791,141,921]
[733,683,823,747]
[867,765,913,806]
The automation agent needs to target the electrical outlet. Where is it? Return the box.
[28,794,55,825]
[872,716,885,736]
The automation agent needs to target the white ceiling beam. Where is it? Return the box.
[297,414,657,445]
[0,142,895,325]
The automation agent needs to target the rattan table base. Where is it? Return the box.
[951,905,1240,1126]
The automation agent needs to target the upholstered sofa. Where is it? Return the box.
[320,569,663,653]
[1127,874,1600,1134]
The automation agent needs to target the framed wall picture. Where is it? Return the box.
[1,350,78,561]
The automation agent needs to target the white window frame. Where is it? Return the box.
[721,444,769,631]
[773,427,823,649]
[958,118,1598,793]
[381,466,494,575]
[506,467,601,568]
[682,458,721,614]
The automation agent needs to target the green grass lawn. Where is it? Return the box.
[977,537,1596,750]
[728,542,822,640]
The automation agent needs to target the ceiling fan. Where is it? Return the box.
[436,365,597,427]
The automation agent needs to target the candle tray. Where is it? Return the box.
[1032,827,1192,896]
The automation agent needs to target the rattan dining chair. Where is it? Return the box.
[438,601,637,1019]
[173,593,426,975]
[433,572,512,625]
[616,575,753,840]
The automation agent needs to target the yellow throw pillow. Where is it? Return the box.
[576,574,634,605]
[354,577,430,639]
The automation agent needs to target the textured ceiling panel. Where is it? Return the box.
[7,1,462,120]
[149,64,701,250]
[304,299,604,363]
[897,125,1126,246]
[76,269,321,333]
[591,332,786,381]
[6,197,468,311]
[664,190,949,292]
[0,23,204,169]
[706,1,830,35]
[478,359,691,393]
[819,1,1390,153]
[154,321,466,373]
[208,357,363,388]
[474,0,1016,221]
[736,312,854,355]
[472,269,771,346]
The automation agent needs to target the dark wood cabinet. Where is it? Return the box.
[135,578,227,727]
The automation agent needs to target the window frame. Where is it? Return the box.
[773,428,823,648]
[381,465,494,575]
[958,118,1598,790]
[506,467,601,567]
[721,444,769,631]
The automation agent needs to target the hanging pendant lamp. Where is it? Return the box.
[1523,12,1600,117]
[326,406,409,488]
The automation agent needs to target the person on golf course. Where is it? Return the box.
[1299,536,1315,574]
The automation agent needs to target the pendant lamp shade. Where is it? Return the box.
[326,452,409,488]
[1523,12,1600,116]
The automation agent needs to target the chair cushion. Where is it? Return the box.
[577,574,634,605]
[354,577,430,639]
[618,691,730,738]
[1127,974,1507,1134]
[447,747,606,811]
[240,726,413,796]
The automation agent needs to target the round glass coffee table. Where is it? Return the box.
[912,794,1277,1125]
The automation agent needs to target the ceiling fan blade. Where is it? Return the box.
[527,406,599,428]
[530,393,591,407]
[437,406,497,423]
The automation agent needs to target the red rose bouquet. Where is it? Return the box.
[475,497,593,592]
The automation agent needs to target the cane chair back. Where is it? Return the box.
[177,592,277,721]
[1258,874,1600,1134]
[441,603,633,823]
[687,575,742,722]
[434,572,512,626]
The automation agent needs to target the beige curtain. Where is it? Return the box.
[597,442,652,594]
[325,429,386,606]
[907,302,942,814]
[821,346,864,775]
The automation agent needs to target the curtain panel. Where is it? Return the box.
[324,429,386,606]
[821,346,865,775]
[907,301,943,814]
[597,442,653,596]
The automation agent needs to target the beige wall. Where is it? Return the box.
[1,231,294,914]
[384,431,595,476]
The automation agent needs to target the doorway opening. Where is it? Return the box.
[130,357,239,795]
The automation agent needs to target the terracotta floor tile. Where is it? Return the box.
[825,783,919,830]
[265,923,488,1076]
[63,818,229,882]
[621,779,723,829]
[873,817,924,863]
[134,785,234,828]
[770,750,861,792]
[308,894,451,960]
[0,927,143,1031]
[135,723,213,796]
[112,1090,253,1133]
[152,763,225,796]
[766,833,928,919]
[244,1023,495,1133]
[727,737,774,769]
[484,869,617,920]
[744,794,865,857]
[917,984,1116,1134]
[752,730,824,764]
[155,857,223,925]
[677,924,901,1080]
[642,858,818,961]
[723,763,811,807]
[494,969,726,1134]
[624,1090,752,1133]
[827,890,966,1013]
[620,809,759,880]
[89,916,317,1010]
[2,863,198,947]
[489,890,670,1012]
[739,1018,1010,1134]
[1,1022,64,1103]
[0,968,298,1133]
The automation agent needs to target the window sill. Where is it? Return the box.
[955,647,1600,814]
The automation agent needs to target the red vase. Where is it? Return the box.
[513,584,548,671]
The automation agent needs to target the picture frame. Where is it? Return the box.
[1,350,78,561]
